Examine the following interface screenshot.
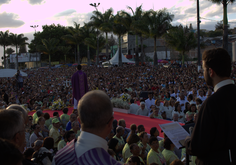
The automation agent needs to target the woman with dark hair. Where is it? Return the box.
[147,137,166,165]
[122,133,140,162]
[150,127,159,138]
[184,102,190,114]
[34,137,54,165]
[108,138,119,160]
[162,138,179,165]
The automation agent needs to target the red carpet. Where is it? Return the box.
[28,108,176,138]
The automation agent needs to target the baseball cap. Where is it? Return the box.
[52,118,60,124]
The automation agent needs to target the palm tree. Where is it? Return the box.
[37,38,59,68]
[120,5,144,66]
[61,22,82,64]
[90,8,114,60]
[142,9,173,66]
[80,23,96,65]
[113,12,128,66]
[164,25,197,66]
[208,0,235,52]
[84,33,106,64]
[8,33,28,70]
[58,46,71,64]
[0,30,11,68]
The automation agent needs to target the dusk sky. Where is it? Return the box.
[0,0,236,59]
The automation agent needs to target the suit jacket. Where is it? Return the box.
[185,84,236,165]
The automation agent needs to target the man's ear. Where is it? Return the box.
[209,68,214,77]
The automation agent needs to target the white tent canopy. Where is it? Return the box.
[102,49,135,65]
[0,69,27,78]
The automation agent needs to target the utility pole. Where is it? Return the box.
[30,25,39,67]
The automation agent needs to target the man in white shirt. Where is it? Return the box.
[136,102,149,116]
[52,90,121,165]
[129,99,139,114]
[145,92,155,113]
[170,87,179,98]
[177,92,187,112]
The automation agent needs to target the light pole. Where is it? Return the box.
[30,25,38,34]
[197,0,201,72]
[90,3,100,66]
[30,25,39,67]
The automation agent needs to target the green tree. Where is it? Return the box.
[90,8,114,60]
[5,48,15,56]
[0,30,11,68]
[58,46,71,63]
[19,45,27,53]
[142,9,173,66]
[120,5,144,66]
[37,38,59,68]
[164,24,197,66]
[113,12,128,66]
[62,22,83,64]
[29,24,74,62]
[209,0,235,52]
[80,23,96,65]
[8,33,28,70]
[84,33,106,64]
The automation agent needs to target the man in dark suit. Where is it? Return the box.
[185,48,236,165]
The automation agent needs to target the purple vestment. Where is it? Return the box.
[71,70,89,103]
[54,139,121,165]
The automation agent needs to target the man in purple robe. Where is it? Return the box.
[52,90,122,165]
[71,65,88,110]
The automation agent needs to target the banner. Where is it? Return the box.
[10,53,41,63]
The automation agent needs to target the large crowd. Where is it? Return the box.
[1,60,236,165]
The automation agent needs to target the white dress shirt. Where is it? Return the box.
[129,103,140,114]
[214,79,234,92]
[136,108,149,116]
[75,131,108,159]
[145,98,155,111]
[176,98,187,112]
[163,106,173,119]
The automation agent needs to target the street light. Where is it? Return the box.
[197,0,201,72]
[90,3,100,65]
[30,25,39,34]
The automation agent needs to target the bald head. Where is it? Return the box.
[78,90,113,130]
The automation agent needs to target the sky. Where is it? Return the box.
[0,0,236,59]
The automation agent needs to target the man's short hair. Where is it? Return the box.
[116,126,124,134]
[53,112,59,116]
[63,108,68,114]
[0,109,24,140]
[130,124,137,131]
[78,90,113,129]
[137,125,144,132]
[77,65,82,70]
[202,48,231,77]
[130,99,134,104]
[149,136,158,145]
[118,119,125,126]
